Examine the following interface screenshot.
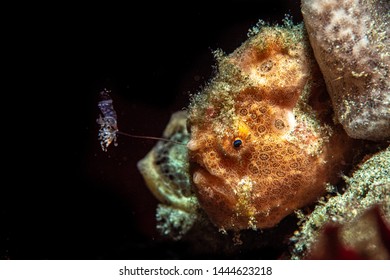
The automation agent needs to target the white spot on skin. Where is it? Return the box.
[193,171,203,185]
[249,68,268,85]
[237,176,253,190]
[286,110,297,131]
[187,139,200,151]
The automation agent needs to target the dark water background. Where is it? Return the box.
[2,0,302,259]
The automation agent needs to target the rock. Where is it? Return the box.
[301,0,390,140]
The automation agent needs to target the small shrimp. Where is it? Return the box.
[97,89,118,151]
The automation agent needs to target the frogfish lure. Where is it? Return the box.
[97,89,185,152]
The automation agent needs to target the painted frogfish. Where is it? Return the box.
[138,22,359,233]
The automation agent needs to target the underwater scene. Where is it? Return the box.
[3,0,388,260]
[93,0,389,260]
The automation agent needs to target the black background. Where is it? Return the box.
[2,0,302,259]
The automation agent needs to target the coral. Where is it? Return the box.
[301,0,390,140]
[137,111,199,239]
[187,22,358,231]
[290,146,390,259]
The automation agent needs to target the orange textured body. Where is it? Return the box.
[187,23,354,231]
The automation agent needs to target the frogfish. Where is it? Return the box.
[139,22,359,233]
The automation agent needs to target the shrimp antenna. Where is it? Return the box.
[116,131,186,145]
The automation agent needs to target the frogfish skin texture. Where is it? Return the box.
[187,23,355,231]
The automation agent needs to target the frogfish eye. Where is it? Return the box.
[233,138,242,148]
